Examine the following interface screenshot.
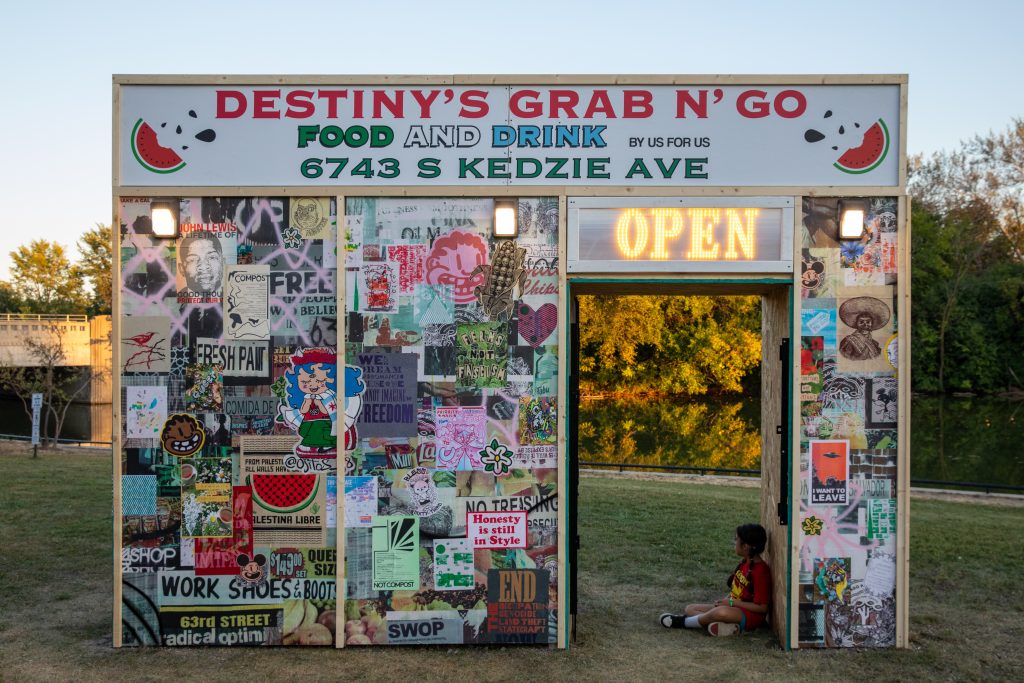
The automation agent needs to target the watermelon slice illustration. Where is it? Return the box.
[130,118,186,174]
[249,473,319,514]
[834,118,889,174]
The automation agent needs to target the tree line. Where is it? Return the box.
[0,224,111,316]
[0,225,111,447]
[4,116,1022,399]
[580,119,1024,397]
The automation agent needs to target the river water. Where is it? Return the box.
[578,394,1024,488]
[0,398,111,443]
[2,394,1020,488]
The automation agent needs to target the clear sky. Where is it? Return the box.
[1,0,1021,279]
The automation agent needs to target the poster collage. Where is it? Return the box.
[797,197,900,647]
[118,195,560,647]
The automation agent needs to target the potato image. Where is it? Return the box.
[296,623,333,646]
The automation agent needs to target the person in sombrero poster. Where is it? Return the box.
[838,296,890,361]
[278,347,338,456]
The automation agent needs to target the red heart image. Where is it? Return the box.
[518,303,557,348]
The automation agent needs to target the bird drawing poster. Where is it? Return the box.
[223,264,271,341]
[121,316,172,373]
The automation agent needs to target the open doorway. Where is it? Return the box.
[567,282,792,648]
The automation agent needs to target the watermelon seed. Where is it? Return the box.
[189,109,197,118]
[855,122,860,128]
[824,110,833,118]
[804,129,825,143]
[195,129,217,143]
[839,125,845,135]
[832,146,838,150]
[160,122,166,128]
[175,125,182,134]
[182,145,189,150]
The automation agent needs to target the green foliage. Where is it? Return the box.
[75,223,113,316]
[1,225,112,316]
[0,280,22,311]
[578,294,761,396]
[7,240,86,314]
[910,118,1024,393]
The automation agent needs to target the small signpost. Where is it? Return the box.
[31,392,42,457]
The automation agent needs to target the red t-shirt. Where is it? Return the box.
[729,559,771,627]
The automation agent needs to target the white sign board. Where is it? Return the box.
[31,392,42,446]
[119,83,900,187]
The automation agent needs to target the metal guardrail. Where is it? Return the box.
[581,460,760,477]
[580,460,1024,494]
[2,441,1019,493]
[908,478,1024,494]
[0,433,112,447]
[0,313,89,322]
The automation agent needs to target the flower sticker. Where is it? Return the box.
[839,241,865,267]
[802,515,824,536]
[479,438,513,476]
[282,225,303,250]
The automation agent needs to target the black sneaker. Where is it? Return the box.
[659,613,685,628]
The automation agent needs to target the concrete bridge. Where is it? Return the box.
[0,314,98,366]
[0,314,113,419]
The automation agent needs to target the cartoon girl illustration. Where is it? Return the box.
[278,347,337,457]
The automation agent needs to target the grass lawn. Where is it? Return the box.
[0,447,1021,682]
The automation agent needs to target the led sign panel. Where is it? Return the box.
[568,197,792,273]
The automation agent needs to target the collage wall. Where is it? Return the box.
[118,195,560,647]
[797,197,900,647]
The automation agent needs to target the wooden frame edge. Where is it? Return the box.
[112,74,908,86]
[896,196,912,647]
[556,194,569,649]
[898,82,909,191]
[788,195,803,650]
[113,185,904,198]
[336,194,347,649]
[112,81,123,649]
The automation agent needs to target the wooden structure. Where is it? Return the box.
[112,75,910,651]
